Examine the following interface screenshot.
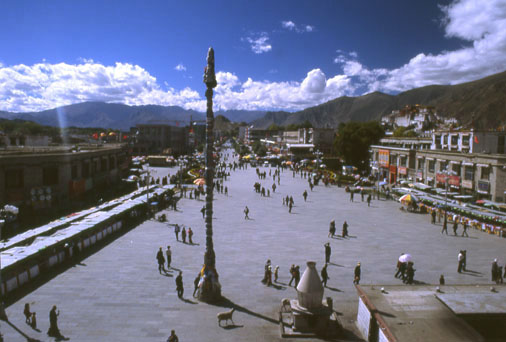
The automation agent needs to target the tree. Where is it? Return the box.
[252,141,267,156]
[333,121,384,171]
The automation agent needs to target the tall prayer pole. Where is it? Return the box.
[198,47,221,302]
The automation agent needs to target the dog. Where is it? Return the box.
[217,308,235,326]
[281,298,291,312]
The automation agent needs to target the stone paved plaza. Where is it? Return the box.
[2,150,506,341]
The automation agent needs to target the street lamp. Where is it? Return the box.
[198,47,221,302]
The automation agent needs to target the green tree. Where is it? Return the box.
[252,141,267,156]
[333,121,384,171]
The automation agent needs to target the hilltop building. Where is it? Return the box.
[381,105,438,131]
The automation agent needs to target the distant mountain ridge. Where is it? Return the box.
[252,70,506,129]
[0,102,267,130]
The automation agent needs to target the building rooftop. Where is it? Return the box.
[0,143,126,157]
[358,284,506,342]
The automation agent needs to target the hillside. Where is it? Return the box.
[0,102,266,130]
[253,70,506,129]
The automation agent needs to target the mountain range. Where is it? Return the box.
[252,70,506,129]
[1,70,505,130]
[0,102,266,130]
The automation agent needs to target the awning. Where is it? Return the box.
[437,159,446,162]
[462,162,474,166]
[425,157,434,161]
[449,161,461,165]
[477,190,489,194]
[477,164,490,168]
[417,156,424,159]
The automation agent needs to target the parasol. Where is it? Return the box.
[399,193,418,203]
[399,254,412,263]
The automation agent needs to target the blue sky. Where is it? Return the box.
[1,0,505,113]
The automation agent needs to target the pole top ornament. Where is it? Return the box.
[203,47,217,88]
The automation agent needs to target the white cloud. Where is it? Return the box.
[281,20,296,30]
[212,69,354,111]
[0,62,203,112]
[334,0,506,93]
[77,57,94,64]
[174,63,186,71]
[244,33,272,54]
[281,20,315,33]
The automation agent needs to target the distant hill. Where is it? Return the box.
[0,102,266,130]
[252,70,506,129]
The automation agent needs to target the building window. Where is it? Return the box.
[451,163,461,176]
[71,164,78,179]
[10,137,16,145]
[101,157,108,172]
[390,155,397,165]
[451,135,458,145]
[498,135,505,154]
[109,156,116,169]
[400,156,407,167]
[462,135,470,146]
[464,166,474,181]
[418,159,425,170]
[428,160,435,173]
[5,169,24,189]
[82,161,90,178]
[43,166,59,186]
[439,161,447,171]
[481,167,490,180]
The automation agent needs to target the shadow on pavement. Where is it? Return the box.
[210,297,279,325]
[325,286,342,292]
[221,324,244,330]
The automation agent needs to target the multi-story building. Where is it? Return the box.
[135,124,188,155]
[381,105,437,131]
[370,130,506,202]
[432,130,506,154]
[0,144,129,211]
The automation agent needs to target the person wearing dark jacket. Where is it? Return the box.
[47,305,62,338]
[157,247,165,274]
[354,262,361,284]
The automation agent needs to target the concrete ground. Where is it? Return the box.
[2,150,505,341]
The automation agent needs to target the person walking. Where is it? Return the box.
[272,183,276,193]
[181,227,187,244]
[156,247,166,274]
[321,263,329,287]
[294,265,301,287]
[30,312,37,330]
[492,259,499,282]
[303,190,308,202]
[201,206,206,218]
[453,217,459,236]
[458,250,464,273]
[405,262,415,284]
[367,193,371,207]
[288,265,296,286]
[274,266,279,283]
[461,220,469,237]
[441,216,448,235]
[289,201,293,213]
[324,242,331,264]
[328,220,336,238]
[354,262,361,285]
[176,271,184,298]
[174,224,180,241]
[167,329,179,342]
[350,191,354,202]
[431,210,436,224]
[342,221,349,238]
[166,246,172,269]
[188,227,193,244]
[244,206,250,219]
[47,305,62,338]
[24,303,32,324]
[439,274,445,285]
[361,188,365,201]
[193,273,200,297]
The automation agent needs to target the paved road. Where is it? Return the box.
[3,150,505,341]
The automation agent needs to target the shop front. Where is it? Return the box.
[389,165,397,184]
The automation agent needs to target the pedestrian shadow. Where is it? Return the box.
[180,297,198,304]
[188,242,201,246]
[170,267,182,272]
[275,281,288,286]
[56,335,70,341]
[463,269,482,275]
[328,262,345,267]
[269,284,286,290]
[210,297,279,326]
[161,273,174,278]
[325,286,342,292]
[76,262,87,267]
[330,236,342,240]
[412,280,428,285]
[221,324,244,330]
